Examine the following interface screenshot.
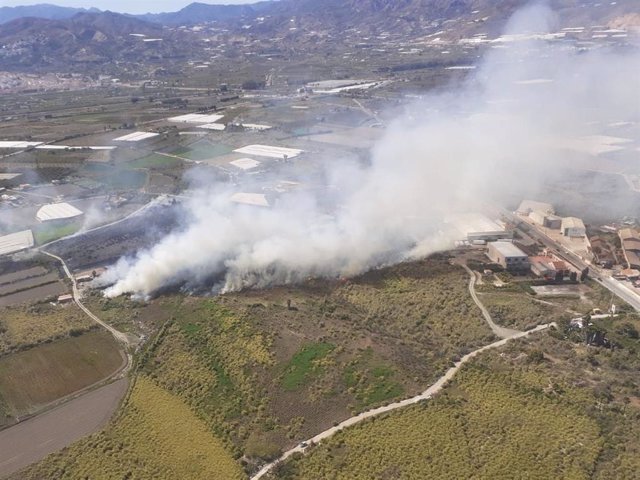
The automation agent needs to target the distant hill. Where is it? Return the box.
[0,11,195,71]
[0,3,99,24]
[138,1,271,25]
[0,0,637,73]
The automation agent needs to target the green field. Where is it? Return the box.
[171,142,232,160]
[33,222,82,245]
[282,342,335,391]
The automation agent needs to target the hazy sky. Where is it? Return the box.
[2,1,258,14]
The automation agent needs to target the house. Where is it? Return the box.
[57,294,73,304]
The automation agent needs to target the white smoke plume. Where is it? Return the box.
[103,2,640,298]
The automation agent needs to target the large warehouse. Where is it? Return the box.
[487,241,530,274]
[447,213,512,242]
[36,203,84,223]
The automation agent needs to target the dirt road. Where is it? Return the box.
[40,251,133,348]
[0,378,128,478]
[462,264,522,339]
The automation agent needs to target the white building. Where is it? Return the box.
[447,213,512,242]
[36,203,84,223]
[561,217,586,238]
[487,241,530,273]
[0,230,34,256]
[517,200,555,216]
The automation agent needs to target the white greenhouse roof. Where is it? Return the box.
[168,113,224,124]
[0,141,43,149]
[198,123,227,131]
[230,158,261,171]
[37,203,84,222]
[447,213,505,236]
[230,192,271,207]
[0,230,34,256]
[233,144,303,159]
[113,132,160,142]
[0,173,22,181]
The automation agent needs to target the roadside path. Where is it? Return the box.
[461,264,521,339]
[251,323,554,480]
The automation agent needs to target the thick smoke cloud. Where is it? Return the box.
[103,2,640,298]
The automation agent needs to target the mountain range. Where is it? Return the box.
[0,0,638,73]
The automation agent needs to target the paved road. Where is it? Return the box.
[0,378,128,478]
[597,276,640,311]
[461,264,522,339]
[251,324,554,480]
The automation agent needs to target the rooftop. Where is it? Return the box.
[229,158,261,171]
[113,131,160,142]
[619,228,640,242]
[168,113,224,124]
[230,192,271,207]
[446,213,505,236]
[517,200,555,215]
[234,144,304,159]
[0,173,22,181]
[37,203,84,222]
[489,241,527,258]
[0,230,34,256]
[562,217,586,229]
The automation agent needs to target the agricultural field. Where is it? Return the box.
[126,153,184,170]
[273,313,640,479]
[16,377,244,480]
[0,331,123,422]
[0,303,93,354]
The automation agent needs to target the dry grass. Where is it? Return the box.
[0,303,93,355]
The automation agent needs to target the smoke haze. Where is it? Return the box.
[103,2,640,298]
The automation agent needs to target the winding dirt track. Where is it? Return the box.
[461,264,522,339]
[0,378,128,478]
[251,323,554,480]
